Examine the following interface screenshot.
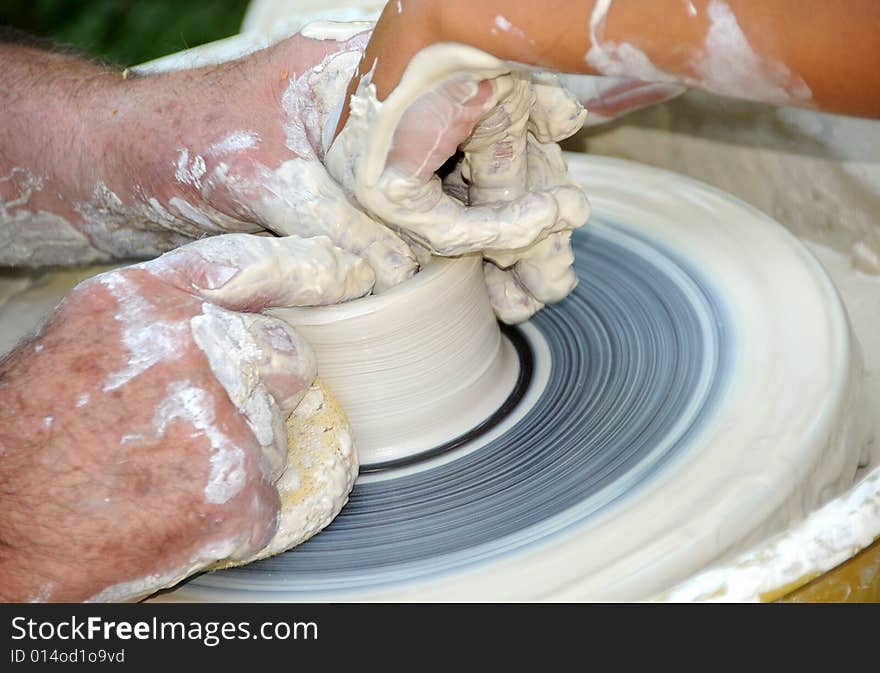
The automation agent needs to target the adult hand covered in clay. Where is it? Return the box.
[0,233,372,602]
[0,30,417,293]
[1,20,593,323]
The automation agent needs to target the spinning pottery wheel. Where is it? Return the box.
[155,155,868,601]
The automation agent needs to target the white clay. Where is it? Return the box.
[0,168,104,266]
[0,209,104,266]
[217,158,418,293]
[851,241,880,276]
[660,466,880,602]
[153,232,376,307]
[325,43,591,258]
[282,49,365,159]
[154,381,248,505]
[242,383,358,561]
[96,272,188,392]
[298,19,373,42]
[74,183,226,260]
[695,1,811,105]
[462,76,586,322]
[174,148,207,189]
[208,131,261,156]
[586,0,676,84]
[482,261,543,324]
[587,0,811,105]
[272,254,520,465]
[190,303,293,478]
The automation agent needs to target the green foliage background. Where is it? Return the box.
[0,0,250,65]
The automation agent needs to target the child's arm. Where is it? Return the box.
[324,1,878,324]
[361,0,880,117]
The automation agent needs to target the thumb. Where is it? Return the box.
[145,233,376,312]
[190,303,317,481]
[385,77,495,182]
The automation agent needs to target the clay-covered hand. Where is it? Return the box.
[326,54,590,323]
[0,233,373,602]
[174,29,419,293]
[326,45,590,256]
[559,75,685,127]
[0,30,416,293]
[462,73,591,324]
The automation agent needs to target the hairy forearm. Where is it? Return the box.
[361,0,880,117]
[0,31,384,269]
[0,45,114,187]
[0,45,126,266]
[0,40,266,269]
